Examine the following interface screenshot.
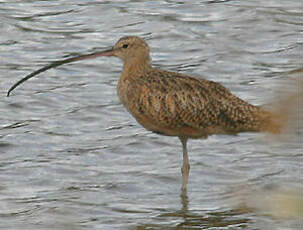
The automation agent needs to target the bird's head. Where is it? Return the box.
[7,36,151,96]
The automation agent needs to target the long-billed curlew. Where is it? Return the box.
[7,36,282,190]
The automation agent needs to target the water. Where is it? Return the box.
[1,0,303,229]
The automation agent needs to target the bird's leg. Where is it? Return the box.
[179,137,190,191]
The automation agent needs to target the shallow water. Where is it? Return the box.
[1,0,303,229]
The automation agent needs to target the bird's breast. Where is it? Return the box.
[117,76,133,107]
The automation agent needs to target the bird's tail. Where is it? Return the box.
[261,77,303,135]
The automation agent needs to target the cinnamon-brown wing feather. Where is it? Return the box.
[122,69,278,138]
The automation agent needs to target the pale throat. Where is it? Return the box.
[122,53,152,77]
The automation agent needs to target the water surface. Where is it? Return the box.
[1,0,303,229]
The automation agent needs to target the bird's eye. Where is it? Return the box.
[122,44,128,49]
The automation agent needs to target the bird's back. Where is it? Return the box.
[118,68,281,138]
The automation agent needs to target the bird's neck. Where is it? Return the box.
[122,55,152,79]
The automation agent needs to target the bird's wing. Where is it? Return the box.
[126,70,265,137]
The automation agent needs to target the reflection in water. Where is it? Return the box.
[136,183,303,229]
[180,188,189,215]
[135,189,250,229]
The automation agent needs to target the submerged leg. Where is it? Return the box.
[179,137,190,190]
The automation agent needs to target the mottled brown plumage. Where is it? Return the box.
[7,36,282,190]
[113,36,281,190]
[115,36,280,137]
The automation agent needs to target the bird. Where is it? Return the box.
[7,36,283,190]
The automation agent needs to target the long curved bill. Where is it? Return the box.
[7,48,114,97]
